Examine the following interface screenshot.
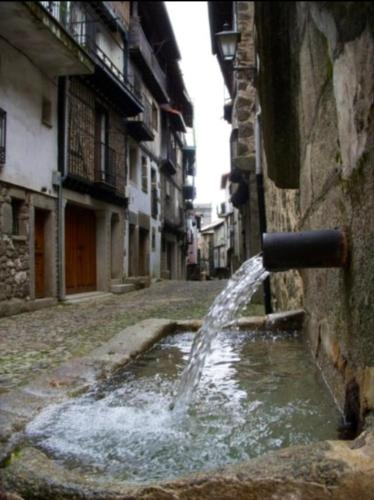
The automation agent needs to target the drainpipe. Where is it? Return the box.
[57,76,69,301]
[255,105,272,314]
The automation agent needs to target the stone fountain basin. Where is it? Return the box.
[1,311,374,499]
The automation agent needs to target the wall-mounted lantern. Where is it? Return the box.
[215,23,241,61]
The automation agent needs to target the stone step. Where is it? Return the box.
[123,276,151,289]
[110,278,122,286]
[64,291,113,304]
[110,284,136,295]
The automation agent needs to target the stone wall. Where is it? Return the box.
[257,2,374,427]
[0,185,30,303]
[231,2,261,259]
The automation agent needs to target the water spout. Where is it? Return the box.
[262,229,348,272]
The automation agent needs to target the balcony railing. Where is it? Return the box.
[129,16,168,101]
[40,2,140,100]
[161,142,178,176]
[183,184,196,201]
[183,146,196,176]
[94,142,117,190]
[126,95,154,141]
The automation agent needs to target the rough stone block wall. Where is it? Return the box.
[0,185,30,303]
[260,2,374,425]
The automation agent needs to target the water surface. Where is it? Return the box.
[27,329,339,484]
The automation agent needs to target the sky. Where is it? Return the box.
[165,1,231,210]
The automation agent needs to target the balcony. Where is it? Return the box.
[66,138,126,206]
[183,185,196,201]
[0,2,94,76]
[161,144,178,176]
[126,96,155,142]
[39,2,142,116]
[129,17,169,103]
[164,206,185,235]
[94,142,117,191]
[183,146,196,176]
[83,36,143,116]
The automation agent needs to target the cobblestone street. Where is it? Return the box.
[0,280,264,392]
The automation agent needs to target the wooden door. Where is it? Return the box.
[35,210,46,298]
[65,205,96,294]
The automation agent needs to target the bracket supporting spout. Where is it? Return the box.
[262,229,348,272]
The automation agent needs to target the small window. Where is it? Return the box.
[141,156,148,193]
[11,198,23,235]
[41,97,52,128]
[151,102,158,131]
[151,227,156,251]
[0,108,6,164]
[129,146,137,184]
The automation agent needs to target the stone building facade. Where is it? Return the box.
[256,1,374,428]
[0,1,194,315]
[208,1,261,269]
[211,1,374,430]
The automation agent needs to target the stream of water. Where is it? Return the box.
[172,254,269,412]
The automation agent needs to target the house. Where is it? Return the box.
[194,203,212,227]
[208,1,261,269]
[0,1,94,315]
[210,1,374,431]
[218,173,243,274]
[0,1,194,315]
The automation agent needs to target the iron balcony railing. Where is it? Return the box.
[129,17,168,96]
[39,1,140,99]
[166,142,177,167]
[94,142,117,190]
[183,184,196,201]
[128,94,153,130]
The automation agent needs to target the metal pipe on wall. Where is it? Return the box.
[262,229,348,272]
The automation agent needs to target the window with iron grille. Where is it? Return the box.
[0,108,6,164]
[11,198,23,235]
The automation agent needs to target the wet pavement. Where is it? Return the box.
[0,280,265,392]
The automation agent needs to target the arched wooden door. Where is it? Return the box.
[65,205,96,294]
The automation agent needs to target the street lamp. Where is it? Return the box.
[215,23,241,61]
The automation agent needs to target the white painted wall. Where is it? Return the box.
[0,40,57,195]
[96,26,124,79]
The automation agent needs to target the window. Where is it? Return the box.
[11,198,23,235]
[141,156,148,193]
[151,102,158,131]
[0,108,6,164]
[151,228,156,251]
[129,146,137,183]
[94,105,108,182]
[151,169,158,219]
[42,97,52,128]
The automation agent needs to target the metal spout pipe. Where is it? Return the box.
[262,229,348,272]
